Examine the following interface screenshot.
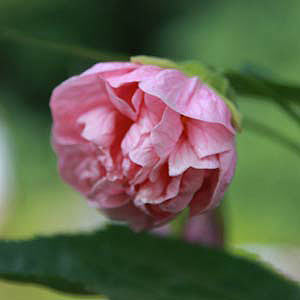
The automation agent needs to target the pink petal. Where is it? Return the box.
[77,107,118,147]
[187,119,234,158]
[50,75,111,145]
[87,178,130,209]
[121,123,143,155]
[81,62,138,78]
[121,95,165,160]
[209,148,237,209]
[168,137,220,176]
[151,107,183,158]
[100,201,153,231]
[107,65,162,88]
[160,168,204,213]
[189,170,220,216]
[53,142,104,196]
[131,88,143,115]
[135,173,181,205]
[142,93,166,128]
[105,82,137,121]
[189,149,236,216]
[129,135,159,167]
[139,69,234,133]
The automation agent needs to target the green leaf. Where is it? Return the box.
[0,226,299,300]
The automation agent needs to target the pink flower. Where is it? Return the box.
[50,62,237,231]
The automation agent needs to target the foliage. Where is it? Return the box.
[0,226,299,300]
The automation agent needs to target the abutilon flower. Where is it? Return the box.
[50,59,237,231]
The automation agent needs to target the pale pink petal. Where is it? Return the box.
[139,69,234,133]
[143,93,166,123]
[151,107,183,158]
[50,75,111,145]
[168,137,219,176]
[81,62,138,77]
[121,123,143,155]
[187,119,234,158]
[129,135,159,167]
[77,107,118,147]
[107,65,162,88]
[131,88,143,114]
[197,155,220,169]
[168,138,197,176]
[121,95,165,159]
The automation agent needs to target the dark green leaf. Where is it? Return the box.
[0,226,299,300]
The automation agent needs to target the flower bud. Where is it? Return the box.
[50,58,238,231]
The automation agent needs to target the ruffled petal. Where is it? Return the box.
[129,135,159,167]
[87,178,130,209]
[139,69,234,133]
[53,142,104,196]
[50,75,111,145]
[105,82,137,121]
[151,107,183,158]
[187,119,234,158]
[134,173,181,205]
[81,62,138,78]
[77,107,118,147]
[168,137,220,176]
[107,65,162,88]
[209,148,237,209]
[160,168,205,213]
[189,149,236,216]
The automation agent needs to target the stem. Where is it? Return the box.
[1,28,128,61]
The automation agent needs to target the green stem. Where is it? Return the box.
[1,28,128,61]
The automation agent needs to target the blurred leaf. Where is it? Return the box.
[0,226,300,300]
[276,101,300,128]
[243,117,300,158]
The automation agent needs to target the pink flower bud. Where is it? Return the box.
[50,62,237,231]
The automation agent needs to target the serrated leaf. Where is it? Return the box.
[0,226,299,300]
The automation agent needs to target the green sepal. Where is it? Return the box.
[130,55,178,69]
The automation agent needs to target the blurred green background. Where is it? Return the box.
[0,0,299,298]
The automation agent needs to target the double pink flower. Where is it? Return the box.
[50,62,236,231]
